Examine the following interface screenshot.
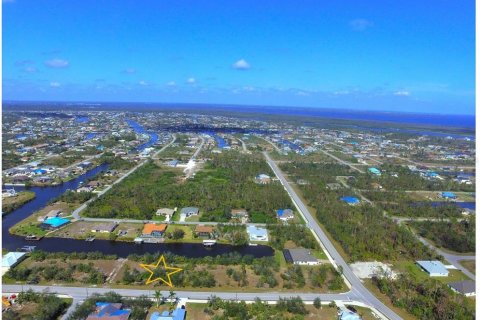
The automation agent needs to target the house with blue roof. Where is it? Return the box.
[368,167,381,176]
[340,196,360,205]
[246,225,268,241]
[41,217,70,229]
[277,209,294,221]
[416,260,449,277]
[440,192,457,200]
[86,302,131,320]
[150,308,186,320]
[33,169,47,175]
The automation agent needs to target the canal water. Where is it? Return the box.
[3,162,273,258]
[126,119,159,151]
[411,201,476,210]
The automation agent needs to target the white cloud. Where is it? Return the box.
[232,59,251,70]
[138,80,148,86]
[123,68,136,74]
[334,90,350,95]
[50,81,61,87]
[44,58,69,68]
[24,66,37,73]
[393,90,410,96]
[349,19,373,31]
[186,77,196,84]
[296,91,309,96]
[166,81,176,86]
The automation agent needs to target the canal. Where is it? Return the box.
[3,161,273,258]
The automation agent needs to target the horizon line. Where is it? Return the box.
[2,99,475,117]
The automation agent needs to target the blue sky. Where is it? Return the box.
[3,0,475,114]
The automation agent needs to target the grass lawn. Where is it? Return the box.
[394,261,471,284]
[459,260,475,274]
[164,225,197,243]
[2,191,36,213]
[10,201,75,237]
[151,215,167,222]
[9,222,47,237]
[185,303,341,319]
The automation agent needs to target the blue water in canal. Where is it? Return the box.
[76,116,89,123]
[85,133,96,140]
[3,147,272,258]
[412,201,476,210]
[126,119,159,151]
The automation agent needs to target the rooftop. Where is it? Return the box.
[448,280,476,294]
[43,217,70,228]
[340,196,360,204]
[283,248,318,264]
[2,252,26,268]
[416,260,449,275]
[143,223,168,234]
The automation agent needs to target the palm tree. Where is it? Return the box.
[153,290,163,308]
[168,290,177,303]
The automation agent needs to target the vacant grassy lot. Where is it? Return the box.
[2,191,36,214]
[84,152,294,223]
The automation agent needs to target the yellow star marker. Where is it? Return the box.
[140,255,183,287]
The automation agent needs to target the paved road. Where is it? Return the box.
[184,135,205,178]
[398,224,476,280]
[192,136,205,160]
[259,137,282,153]
[327,142,383,165]
[263,152,401,320]
[339,177,476,282]
[72,135,177,219]
[413,233,475,280]
[3,284,353,302]
[318,149,364,173]
[335,177,373,205]
[238,138,248,152]
[390,156,475,170]
[61,153,104,171]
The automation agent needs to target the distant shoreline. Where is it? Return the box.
[3,100,475,135]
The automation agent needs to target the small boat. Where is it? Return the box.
[25,235,42,241]
[85,236,95,242]
[20,246,36,252]
[134,237,143,244]
[203,240,216,247]
[248,243,258,246]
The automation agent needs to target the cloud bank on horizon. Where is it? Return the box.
[2,1,475,115]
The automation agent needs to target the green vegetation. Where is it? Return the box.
[5,261,106,284]
[363,191,463,218]
[50,190,94,205]
[43,155,84,167]
[67,291,153,320]
[409,216,475,253]
[281,162,435,262]
[85,153,293,221]
[352,164,475,192]
[372,273,474,319]
[10,222,47,237]
[201,296,324,319]
[100,153,136,170]
[268,224,318,250]
[280,162,354,184]
[2,289,71,320]
[2,191,36,214]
